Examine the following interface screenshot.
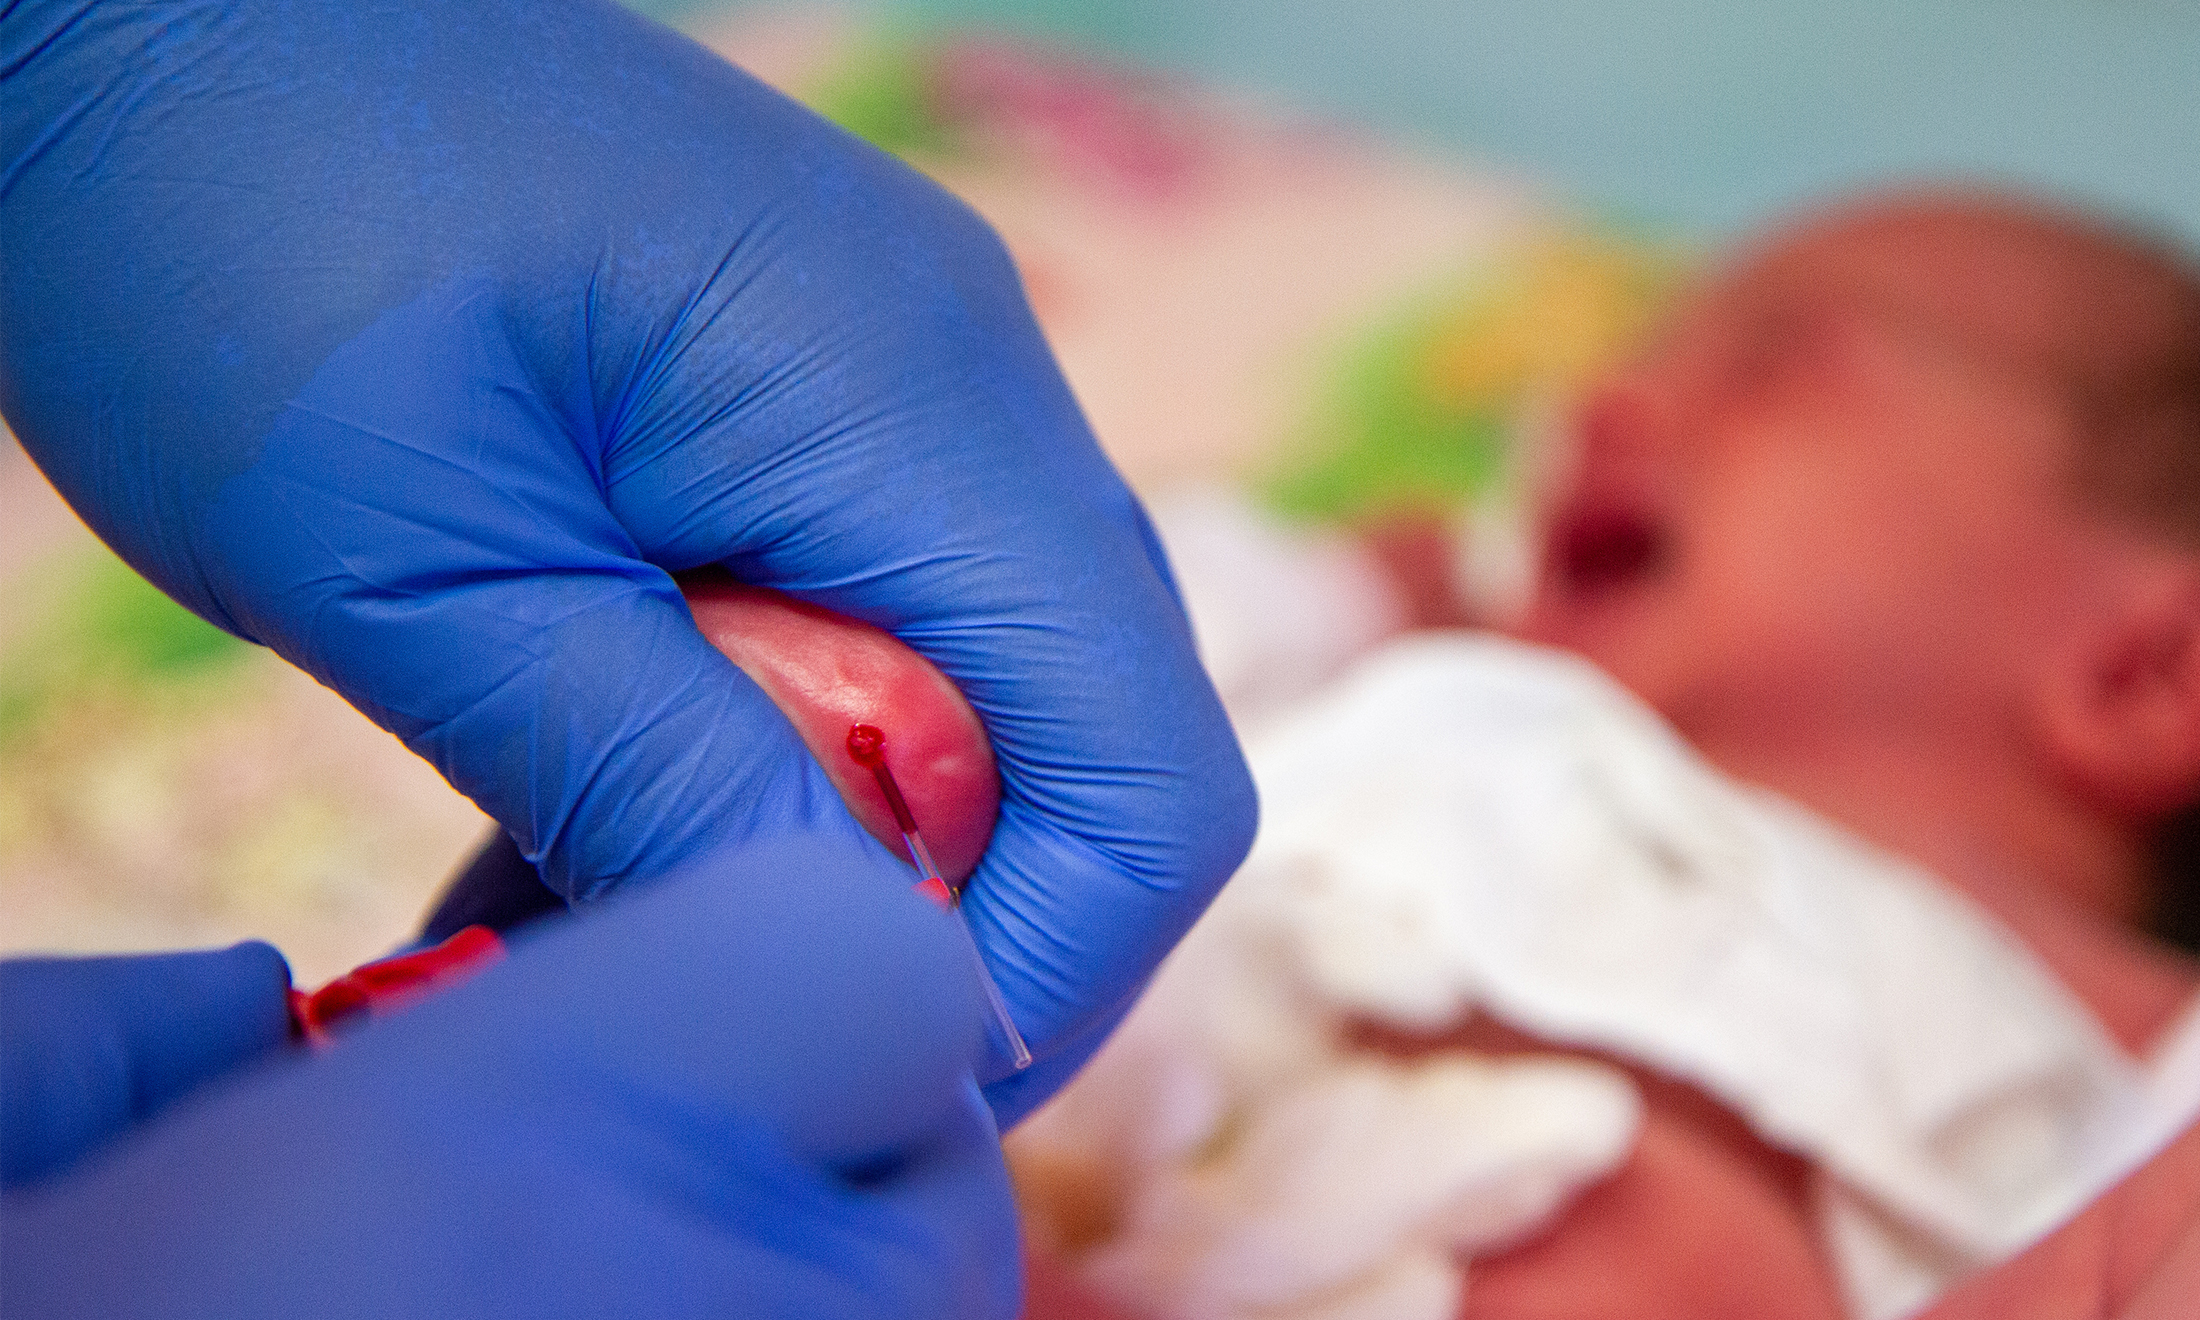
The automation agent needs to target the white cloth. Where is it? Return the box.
[1147,489,1407,730]
[1019,634,2197,1320]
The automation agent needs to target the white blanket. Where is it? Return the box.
[1017,632,2197,1320]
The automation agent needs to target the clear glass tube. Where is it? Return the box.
[902,826,1033,1070]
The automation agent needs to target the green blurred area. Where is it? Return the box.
[1263,308,1508,522]
[1263,237,1683,524]
[804,34,954,155]
[0,551,250,750]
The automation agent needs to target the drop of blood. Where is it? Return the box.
[847,722,887,767]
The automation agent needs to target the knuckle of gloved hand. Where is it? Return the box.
[862,171,1032,336]
[1207,747,1263,876]
[1143,737,1262,898]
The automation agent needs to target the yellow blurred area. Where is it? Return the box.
[1419,238,1680,409]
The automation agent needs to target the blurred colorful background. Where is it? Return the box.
[5,0,2195,982]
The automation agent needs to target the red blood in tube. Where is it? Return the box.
[290,925,505,1047]
[847,722,959,909]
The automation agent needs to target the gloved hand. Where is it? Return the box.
[1,943,293,1188]
[1,834,1019,1319]
[1,0,1256,1117]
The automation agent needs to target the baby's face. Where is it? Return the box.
[1517,209,2100,782]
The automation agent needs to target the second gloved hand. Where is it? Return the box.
[2,0,1257,1118]
[0,833,1018,1320]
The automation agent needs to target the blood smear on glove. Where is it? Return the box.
[849,723,1032,1070]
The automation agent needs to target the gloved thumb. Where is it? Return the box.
[1,942,293,1187]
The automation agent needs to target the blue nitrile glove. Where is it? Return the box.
[1,834,1019,1319]
[1,0,1256,1119]
[1,943,294,1188]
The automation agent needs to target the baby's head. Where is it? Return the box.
[1518,189,2200,933]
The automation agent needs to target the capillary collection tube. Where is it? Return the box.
[846,723,1033,1069]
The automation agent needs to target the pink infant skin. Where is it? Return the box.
[681,570,1000,885]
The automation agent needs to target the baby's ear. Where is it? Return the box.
[2040,564,2200,818]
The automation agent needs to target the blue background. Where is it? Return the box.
[636,0,2200,247]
